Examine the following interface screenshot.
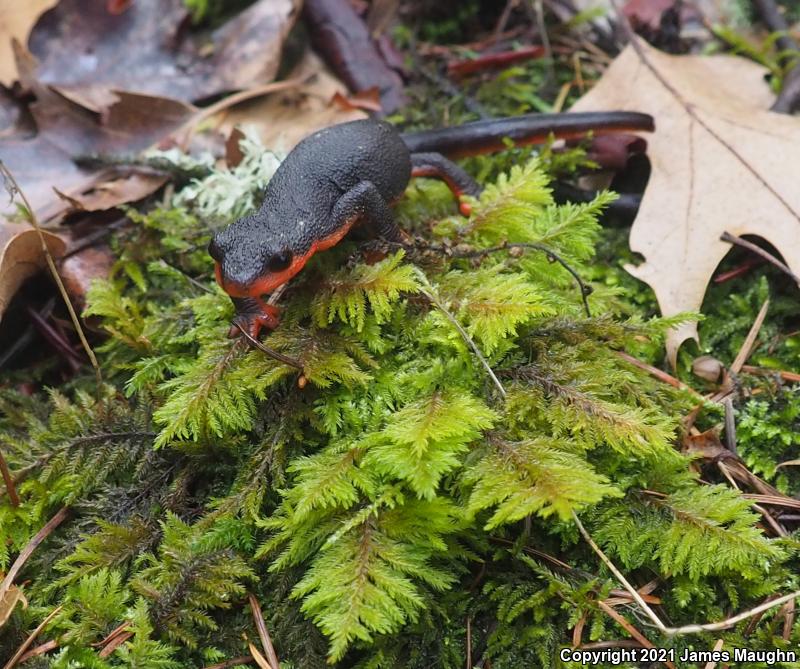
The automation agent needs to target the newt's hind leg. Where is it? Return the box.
[410,152,482,216]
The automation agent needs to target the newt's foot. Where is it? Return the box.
[229,297,281,339]
[459,199,473,217]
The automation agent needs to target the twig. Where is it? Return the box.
[466,616,472,668]
[596,600,675,669]
[0,163,102,391]
[573,511,800,635]
[720,232,800,288]
[616,351,705,400]
[454,242,594,317]
[0,507,70,602]
[416,274,507,398]
[3,606,62,669]
[233,322,304,371]
[16,639,58,665]
[741,365,800,383]
[248,593,280,669]
[0,442,20,506]
[751,0,800,114]
[203,658,253,669]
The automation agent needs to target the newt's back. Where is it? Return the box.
[260,119,412,239]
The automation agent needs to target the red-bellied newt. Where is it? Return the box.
[208,112,654,337]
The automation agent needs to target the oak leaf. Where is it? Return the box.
[0,0,57,86]
[572,42,800,364]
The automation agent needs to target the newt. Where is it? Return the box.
[208,112,654,338]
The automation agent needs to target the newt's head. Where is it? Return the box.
[209,217,305,298]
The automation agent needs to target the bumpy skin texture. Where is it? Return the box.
[211,120,411,294]
[209,118,477,338]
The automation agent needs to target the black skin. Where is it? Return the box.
[209,112,654,338]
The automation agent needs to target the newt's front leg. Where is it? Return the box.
[230,296,281,339]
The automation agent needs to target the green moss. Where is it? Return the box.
[1,129,794,666]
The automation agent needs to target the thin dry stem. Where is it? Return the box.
[0,442,19,506]
[248,593,280,669]
[0,507,69,601]
[418,280,507,398]
[731,299,770,374]
[3,606,62,669]
[573,511,800,635]
[0,163,102,390]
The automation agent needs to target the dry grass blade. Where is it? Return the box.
[703,638,725,669]
[731,299,770,375]
[0,507,69,602]
[248,593,280,669]
[248,642,273,669]
[742,494,800,510]
[573,511,800,636]
[596,600,675,669]
[3,606,62,669]
[203,658,253,669]
[0,443,19,506]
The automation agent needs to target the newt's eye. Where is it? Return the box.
[208,237,223,262]
[267,250,293,273]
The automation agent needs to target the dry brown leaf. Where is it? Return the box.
[0,582,27,627]
[572,42,800,365]
[28,0,301,102]
[0,0,57,86]
[0,43,195,222]
[214,50,365,151]
[0,222,66,319]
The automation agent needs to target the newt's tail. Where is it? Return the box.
[400,111,654,159]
